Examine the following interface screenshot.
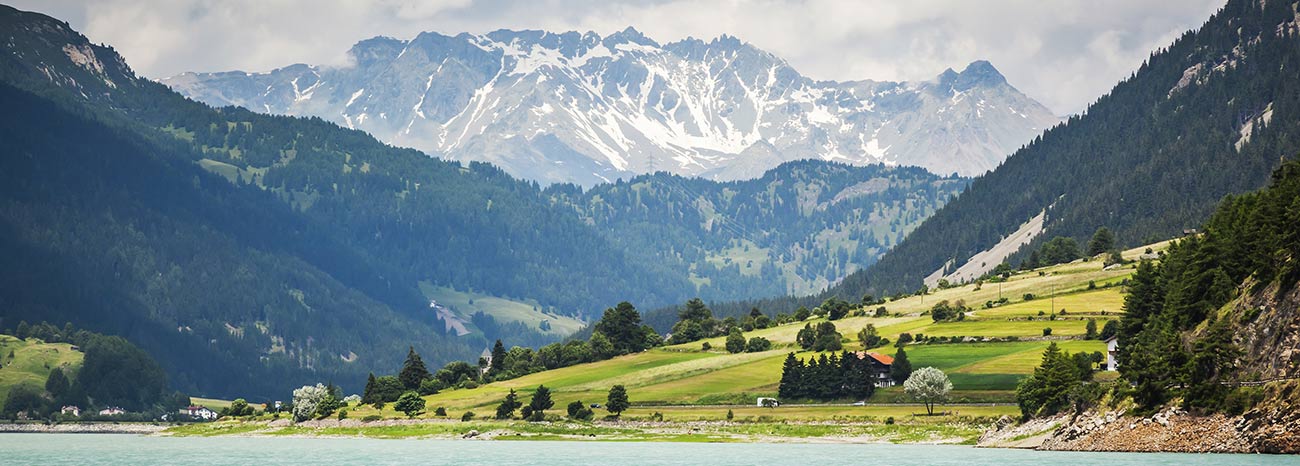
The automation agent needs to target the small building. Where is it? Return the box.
[60,405,81,416]
[181,405,218,420]
[856,352,896,387]
[1105,336,1120,371]
[98,407,125,416]
[756,397,779,407]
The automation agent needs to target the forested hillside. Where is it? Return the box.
[552,162,964,298]
[0,6,960,399]
[829,0,1300,299]
[0,81,460,398]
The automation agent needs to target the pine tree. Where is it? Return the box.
[488,340,507,377]
[890,346,912,385]
[778,353,804,399]
[1087,227,1116,256]
[495,389,522,419]
[399,346,432,390]
[527,385,554,421]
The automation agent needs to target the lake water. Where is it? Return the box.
[2,434,1298,465]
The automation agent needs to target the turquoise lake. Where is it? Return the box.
[2,434,1298,465]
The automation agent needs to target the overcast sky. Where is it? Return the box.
[13,0,1222,114]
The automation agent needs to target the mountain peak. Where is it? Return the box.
[954,60,1006,90]
[348,36,406,67]
[603,26,658,48]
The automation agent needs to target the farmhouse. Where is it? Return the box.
[60,405,80,416]
[181,405,219,420]
[1105,336,1119,371]
[98,407,125,416]
[856,352,895,387]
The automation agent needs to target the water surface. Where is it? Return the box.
[3,434,1296,465]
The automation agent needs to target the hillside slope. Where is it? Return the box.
[344,243,1165,423]
[829,0,1300,299]
[553,162,965,297]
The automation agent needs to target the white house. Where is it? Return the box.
[756,397,779,407]
[181,405,218,420]
[98,407,125,416]
[1105,336,1120,371]
[60,405,80,416]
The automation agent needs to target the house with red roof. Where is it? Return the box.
[855,351,896,387]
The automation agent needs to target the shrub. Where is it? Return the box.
[362,415,382,422]
[701,342,712,351]
[1023,293,1036,301]
[1042,327,1053,336]
[461,411,475,422]
[435,407,447,417]
[745,337,772,352]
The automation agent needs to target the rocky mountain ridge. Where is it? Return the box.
[164,28,1059,186]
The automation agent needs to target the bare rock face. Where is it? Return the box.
[1238,381,1300,453]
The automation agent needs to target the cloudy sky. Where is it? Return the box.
[13,0,1222,113]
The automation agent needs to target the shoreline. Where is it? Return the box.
[0,422,170,435]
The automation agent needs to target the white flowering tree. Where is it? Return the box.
[292,384,329,422]
[903,367,952,416]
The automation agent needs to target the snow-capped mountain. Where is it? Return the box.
[164,28,1059,186]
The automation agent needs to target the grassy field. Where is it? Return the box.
[187,242,1156,430]
[326,250,1142,423]
[159,241,1169,443]
[0,335,84,409]
[419,282,586,337]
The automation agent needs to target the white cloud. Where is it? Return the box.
[8,0,1223,113]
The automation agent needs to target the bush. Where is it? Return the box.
[362,414,382,422]
[337,409,347,420]
[745,337,772,353]
[1023,293,1036,301]
[701,342,712,351]
[394,391,426,418]
[725,329,746,354]
[885,416,895,425]
[1042,327,1053,336]
[435,407,447,417]
[461,411,476,422]
[418,378,443,396]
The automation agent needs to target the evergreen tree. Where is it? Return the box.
[1084,319,1098,340]
[778,353,804,399]
[399,346,432,390]
[890,346,912,385]
[594,302,649,354]
[495,389,522,419]
[527,385,554,421]
[361,373,378,404]
[1087,227,1116,256]
[44,367,69,400]
[489,339,507,377]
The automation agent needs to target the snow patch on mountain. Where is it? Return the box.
[164,29,1059,186]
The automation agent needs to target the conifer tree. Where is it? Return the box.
[399,346,432,390]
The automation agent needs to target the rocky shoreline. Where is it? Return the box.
[980,401,1300,454]
[0,422,169,434]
